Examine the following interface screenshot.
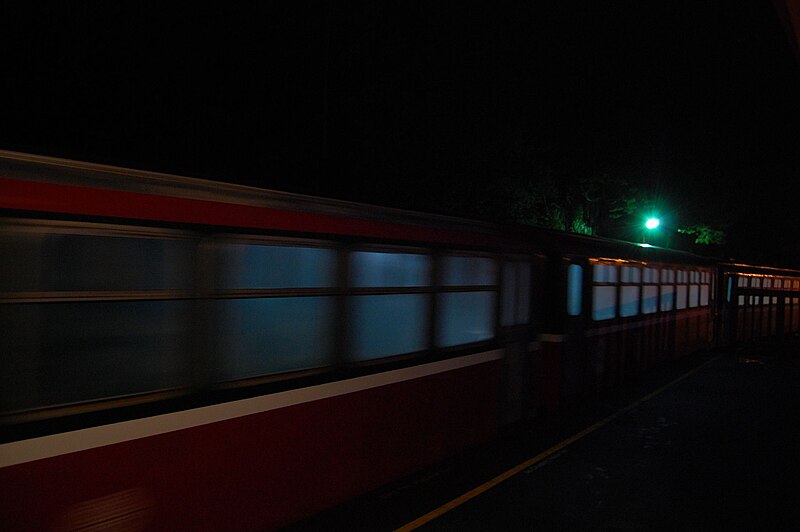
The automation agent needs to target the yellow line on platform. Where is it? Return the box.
[395,354,721,531]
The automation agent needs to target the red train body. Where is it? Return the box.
[1,151,798,530]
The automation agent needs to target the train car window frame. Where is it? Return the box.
[688,269,700,308]
[619,265,641,318]
[699,268,711,306]
[642,266,659,314]
[675,269,688,310]
[660,267,675,312]
[212,235,340,385]
[0,219,199,419]
[347,245,434,363]
[436,252,498,348]
[501,257,533,327]
[591,262,618,321]
[567,263,583,317]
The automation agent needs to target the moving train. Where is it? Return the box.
[1,150,798,530]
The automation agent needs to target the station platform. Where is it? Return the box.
[285,338,800,531]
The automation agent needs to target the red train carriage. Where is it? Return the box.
[527,232,720,411]
[0,151,538,531]
[1,150,798,530]
[718,263,800,346]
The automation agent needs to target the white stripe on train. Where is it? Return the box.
[0,349,503,468]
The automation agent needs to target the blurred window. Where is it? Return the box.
[0,222,195,415]
[593,264,618,283]
[700,285,710,306]
[642,267,659,314]
[621,266,641,283]
[0,229,194,292]
[676,285,688,309]
[216,297,335,378]
[592,263,619,320]
[1,301,191,413]
[437,255,496,346]
[217,243,335,289]
[567,264,583,317]
[348,250,432,361]
[689,285,700,308]
[214,240,337,380]
[592,286,617,320]
[642,285,658,314]
[660,284,675,311]
[620,286,640,317]
[502,261,532,326]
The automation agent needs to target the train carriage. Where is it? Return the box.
[1,150,799,530]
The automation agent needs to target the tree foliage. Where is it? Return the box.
[676,225,727,246]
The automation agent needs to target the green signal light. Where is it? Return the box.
[645,218,660,230]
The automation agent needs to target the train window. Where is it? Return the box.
[752,277,761,288]
[437,255,497,347]
[700,285,710,306]
[351,251,431,287]
[621,266,641,283]
[642,268,658,314]
[440,256,495,286]
[642,285,658,314]
[619,266,640,317]
[661,268,675,284]
[738,277,747,287]
[676,285,688,309]
[677,270,688,284]
[217,244,335,289]
[217,297,335,379]
[349,295,429,360]
[214,242,337,381]
[502,261,532,326]
[620,286,640,317]
[593,264,618,283]
[794,280,800,289]
[764,278,772,288]
[592,263,617,321]
[1,229,195,292]
[592,286,617,320]
[689,285,700,308]
[567,264,583,317]
[437,291,496,347]
[660,285,675,311]
[726,277,733,302]
[349,251,432,360]
[0,231,42,291]
[1,300,191,413]
[0,224,197,415]
[47,234,195,291]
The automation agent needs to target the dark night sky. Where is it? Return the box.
[2,2,799,264]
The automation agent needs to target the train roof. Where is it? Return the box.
[0,149,787,272]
